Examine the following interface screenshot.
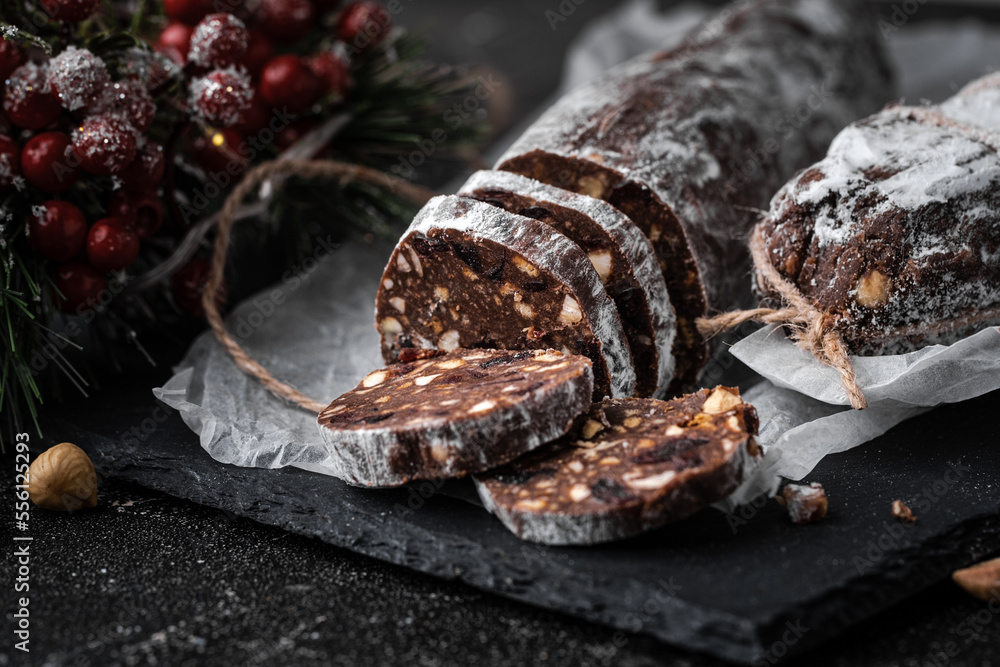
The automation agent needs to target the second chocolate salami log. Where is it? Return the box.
[376,196,637,399]
[498,0,892,389]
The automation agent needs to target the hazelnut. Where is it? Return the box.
[953,557,1000,601]
[703,387,743,414]
[27,443,98,512]
[855,270,892,308]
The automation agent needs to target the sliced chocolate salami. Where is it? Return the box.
[376,195,636,399]
[475,386,759,545]
[458,169,675,399]
[317,348,594,487]
[497,0,892,391]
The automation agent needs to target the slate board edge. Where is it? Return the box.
[42,415,1000,665]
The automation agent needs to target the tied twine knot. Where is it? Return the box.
[201,158,435,415]
[695,225,868,410]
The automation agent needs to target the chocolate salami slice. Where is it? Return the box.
[475,387,759,545]
[757,73,1000,354]
[376,195,636,399]
[317,348,593,487]
[458,169,675,398]
[497,0,892,390]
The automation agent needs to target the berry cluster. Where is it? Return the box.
[2,0,394,316]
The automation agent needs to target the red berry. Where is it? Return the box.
[156,22,195,66]
[121,143,166,192]
[72,113,137,176]
[191,128,247,175]
[163,0,214,26]
[86,217,140,273]
[40,0,100,22]
[258,0,315,43]
[308,50,352,99]
[28,200,88,262]
[172,259,225,317]
[0,134,21,191]
[189,13,249,68]
[48,46,110,112]
[53,261,107,314]
[3,63,62,130]
[258,55,320,114]
[189,67,253,127]
[240,29,274,77]
[336,2,391,52]
[0,38,24,82]
[108,190,164,239]
[20,131,81,193]
[99,79,157,132]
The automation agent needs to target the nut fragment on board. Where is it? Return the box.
[782,483,828,525]
[27,442,98,512]
[952,558,1000,601]
[891,499,917,523]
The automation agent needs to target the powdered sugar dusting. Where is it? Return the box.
[48,46,109,111]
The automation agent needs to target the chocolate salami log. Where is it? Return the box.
[498,0,892,389]
[458,170,675,399]
[318,348,593,487]
[756,73,1000,354]
[375,195,636,399]
[475,386,759,545]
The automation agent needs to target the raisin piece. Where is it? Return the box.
[494,467,556,486]
[522,280,547,293]
[412,235,449,256]
[591,478,634,503]
[517,206,555,222]
[479,350,533,369]
[631,436,709,467]
[361,413,394,424]
[450,241,482,273]
[398,348,444,363]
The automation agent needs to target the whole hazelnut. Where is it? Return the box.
[27,442,98,511]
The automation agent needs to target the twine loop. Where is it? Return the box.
[696,225,868,410]
[200,158,435,415]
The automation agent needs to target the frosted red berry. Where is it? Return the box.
[100,79,157,132]
[86,217,140,273]
[108,190,164,239]
[0,38,24,82]
[308,50,352,99]
[258,55,320,114]
[189,13,249,68]
[121,142,166,192]
[72,113,137,176]
[189,67,253,127]
[28,200,88,262]
[53,261,107,314]
[336,2,391,51]
[40,0,100,22]
[0,134,21,191]
[163,0,214,26]
[172,259,225,317]
[48,46,110,112]
[20,131,81,193]
[3,63,62,130]
[258,0,315,43]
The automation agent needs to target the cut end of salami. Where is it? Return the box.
[317,348,594,487]
[376,195,636,400]
[474,386,760,545]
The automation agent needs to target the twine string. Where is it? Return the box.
[200,158,435,415]
[696,225,868,410]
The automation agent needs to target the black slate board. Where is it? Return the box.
[42,382,1000,664]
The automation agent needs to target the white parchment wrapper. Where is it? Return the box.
[156,2,1000,511]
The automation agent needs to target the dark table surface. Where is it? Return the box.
[6,2,1000,666]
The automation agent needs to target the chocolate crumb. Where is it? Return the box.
[782,482,828,525]
[891,499,917,523]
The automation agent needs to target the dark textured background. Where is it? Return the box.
[5,2,1000,666]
